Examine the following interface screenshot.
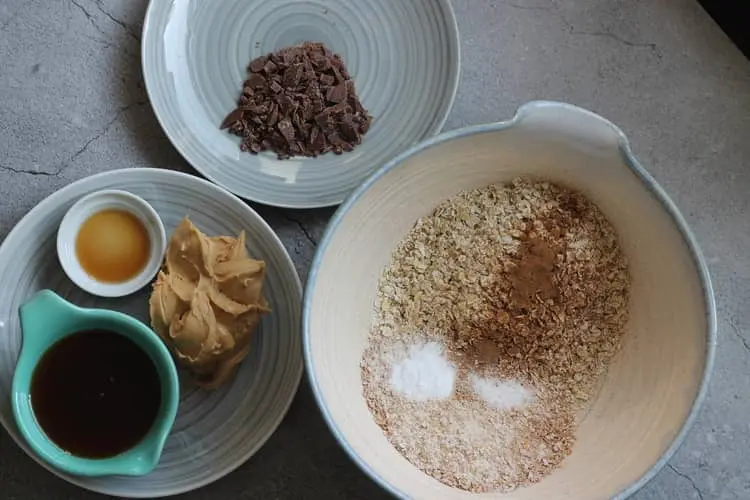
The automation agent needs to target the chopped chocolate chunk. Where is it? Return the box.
[278,94,296,115]
[331,65,343,84]
[326,81,347,103]
[277,118,296,142]
[263,60,278,74]
[267,104,279,127]
[315,110,331,128]
[246,73,266,89]
[269,80,283,94]
[312,57,331,72]
[249,57,267,73]
[340,115,358,141]
[357,116,371,134]
[328,133,349,149]
[248,103,269,114]
[220,41,373,159]
[299,95,314,120]
[292,110,304,131]
[283,64,303,89]
[220,108,244,129]
[327,101,349,114]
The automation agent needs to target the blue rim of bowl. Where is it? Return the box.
[303,100,718,499]
[140,0,462,209]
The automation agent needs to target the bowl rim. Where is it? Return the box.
[140,0,462,209]
[303,100,717,499]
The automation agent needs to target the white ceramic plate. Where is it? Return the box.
[141,0,461,208]
[0,169,303,498]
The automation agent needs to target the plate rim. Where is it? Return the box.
[140,0,462,209]
[0,167,304,498]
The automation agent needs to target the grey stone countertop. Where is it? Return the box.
[1,0,748,498]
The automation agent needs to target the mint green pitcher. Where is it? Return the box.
[12,290,179,477]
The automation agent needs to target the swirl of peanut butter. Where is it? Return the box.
[149,218,270,389]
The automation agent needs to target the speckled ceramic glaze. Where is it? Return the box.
[142,0,460,208]
[304,101,716,499]
[0,169,303,497]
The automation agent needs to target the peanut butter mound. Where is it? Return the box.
[149,218,270,389]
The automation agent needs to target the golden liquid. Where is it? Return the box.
[75,209,151,283]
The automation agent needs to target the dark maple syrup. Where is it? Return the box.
[30,329,162,458]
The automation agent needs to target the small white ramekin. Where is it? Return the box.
[56,189,167,298]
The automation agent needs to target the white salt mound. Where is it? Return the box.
[390,341,455,401]
[470,374,533,410]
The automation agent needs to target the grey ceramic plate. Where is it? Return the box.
[0,169,303,498]
[142,0,460,208]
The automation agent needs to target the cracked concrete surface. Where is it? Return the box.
[280,211,320,248]
[505,1,662,56]
[1,0,749,498]
[70,0,139,42]
[669,465,706,500]
[728,319,750,353]
[0,100,148,178]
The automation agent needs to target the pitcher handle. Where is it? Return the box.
[18,290,84,354]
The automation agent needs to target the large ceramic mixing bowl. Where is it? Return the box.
[304,101,716,499]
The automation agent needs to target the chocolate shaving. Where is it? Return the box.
[220,108,244,130]
[220,41,372,159]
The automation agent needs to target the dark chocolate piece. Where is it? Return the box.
[220,42,372,159]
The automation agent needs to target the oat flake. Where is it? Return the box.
[361,178,630,493]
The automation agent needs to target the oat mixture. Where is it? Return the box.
[361,178,630,492]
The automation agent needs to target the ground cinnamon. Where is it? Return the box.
[509,235,559,310]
